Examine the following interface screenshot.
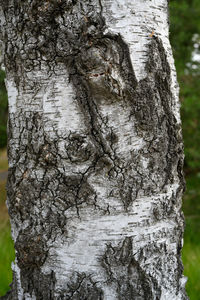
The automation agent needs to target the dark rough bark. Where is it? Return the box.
[0,0,187,299]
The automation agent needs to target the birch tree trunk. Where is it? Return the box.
[0,1,188,299]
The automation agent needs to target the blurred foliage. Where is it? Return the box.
[0,70,8,149]
[0,148,8,171]
[170,0,200,172]
[0,179,15,297]
[0,222,15,297]
[170,1,200,299]
[170,0,200,75]
[182,216,200,300]
[181,173,200,300]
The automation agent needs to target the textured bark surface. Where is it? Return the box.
[0,1,188,299]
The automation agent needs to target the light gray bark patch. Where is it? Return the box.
[133,238,187,299]
[101,237,161,300]
[56,272,104,300]
[176,241,189,300]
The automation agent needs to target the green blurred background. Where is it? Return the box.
[0,0,200,298]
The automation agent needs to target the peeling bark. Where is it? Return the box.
[0,0,188,299]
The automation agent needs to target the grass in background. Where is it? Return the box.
[0,149,8,171]
[0,157,15,297]
[182,173,200,299]
[182,217,200,300]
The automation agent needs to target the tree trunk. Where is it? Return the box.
[0,0,188,299]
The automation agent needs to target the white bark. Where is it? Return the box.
[0,1,187,299]
[101,0,180,123]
